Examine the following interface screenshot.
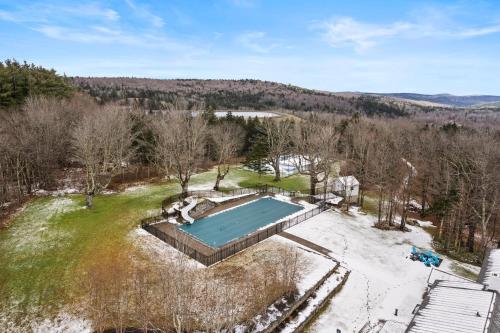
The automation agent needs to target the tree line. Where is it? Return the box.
[340,116,500,260]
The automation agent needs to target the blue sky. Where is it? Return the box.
[1,0,499,94]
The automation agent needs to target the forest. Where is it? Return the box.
[72,76,413,117]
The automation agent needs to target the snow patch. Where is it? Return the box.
[124,185,147,193]
[32,312,91,333]
[101,189,116,195]
[130,228,204,269]
[34,188,80,196]
[7,197,83,253]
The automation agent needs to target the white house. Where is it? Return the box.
[332,175,359,203]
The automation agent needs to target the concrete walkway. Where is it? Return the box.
[180,197,197,223]
[279,231,333,257]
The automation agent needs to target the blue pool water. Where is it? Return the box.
[178,197,303,248]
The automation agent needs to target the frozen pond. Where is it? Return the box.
[214,111,278,118]
[192,111,279,118]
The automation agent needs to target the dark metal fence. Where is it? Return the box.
[143,200,328,266]
[142,223,212,264]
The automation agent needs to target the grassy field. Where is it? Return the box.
[359,191,378,215]
[0,182,173,318]
[0,166,309,321]
[188,166,309,192]
[228,168,309,192]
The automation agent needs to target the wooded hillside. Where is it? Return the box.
[72,77,416,117]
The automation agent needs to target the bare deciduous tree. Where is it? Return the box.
[73,107,134,208]
[292,115,339,195]
[262,118,293,181]
[0,96,82,201]
[210,123,244,191]
[343,117,375,206]
[153,111,207,196]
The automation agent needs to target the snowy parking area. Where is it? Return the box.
[286,208,480,333]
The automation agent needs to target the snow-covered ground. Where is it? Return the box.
[286,207,480,333]
[31,312,92,333]
[242,235,339,332]
[123,184,148,193]
[274,236,336,294]
[0,311,92,333]
[34,188,80,196]
[131,227,205,269]
[279,266,349,333]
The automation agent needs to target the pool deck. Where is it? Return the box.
[154,222,216,256]
[197,193,265,218]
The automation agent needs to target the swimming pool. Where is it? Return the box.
[178,197,303,248]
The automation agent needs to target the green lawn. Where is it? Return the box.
[0,181,176,319]
[359,191,379,215]
[0,166,309,320]
[229,168,309,192]
[189,166,309,192]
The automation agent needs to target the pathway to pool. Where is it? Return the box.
[279,231,334,258]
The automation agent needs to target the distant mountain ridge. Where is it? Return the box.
[376,93,500,107]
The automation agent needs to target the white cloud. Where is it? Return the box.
[0,3,119,23]
[62,4,120,22]
[236,31,279,53]
[316,17,411,52]
[455,25,500,37]
[35,25,129,43]
[125,0,165,28]
[315,16,500,52]
[33,24,193,53]
[0,10,18,22]
[0,1,187,52]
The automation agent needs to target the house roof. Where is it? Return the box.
[335,175,359,187]
[406,280,497,333]
[478,249,500,293]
